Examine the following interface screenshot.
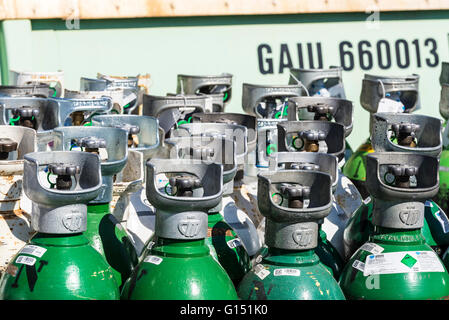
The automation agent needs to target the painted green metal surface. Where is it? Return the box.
[435,148,449,214]
[237,248,345,300]
[342,138,373,199]
[0,233,119,300]
[343,198,449,260]
[121,237,238,300]
[206,212,251,285]
[339,227,449,300]
[85,203,138,289]
[316,228,344,279]
[344,141,353,163]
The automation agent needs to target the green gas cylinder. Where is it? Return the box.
[261,151,347,279]
[52,126,138,289]
[162,134,252,285]
[237,170,345,300]
[343,112,448,260]
[122,159,238,300]
[339,153,449,300]
[342,138,373,199]
[0,151,119,300]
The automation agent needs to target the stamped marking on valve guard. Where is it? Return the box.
[292,228,313,247]
[399,208,420,226]
[62,213,83,231]
[178,216,201,237]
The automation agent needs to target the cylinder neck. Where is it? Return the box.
[150,237,210,258]
[31,232,89,246]
[263,247,320,266]
[265,219,319,251]
[371,198,425,230]
[370,226,425,245]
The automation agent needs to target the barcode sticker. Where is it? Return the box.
[352,260,365,272]
[16,255,36,266]
[273,269,300,277]
[144,255,163,265]
[364,251,444,276]
[20,245,47,258]
[254,264,270,280]
[227,238,242,249]
[360,242,384,255]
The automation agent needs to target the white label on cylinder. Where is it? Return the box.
[16,255,36,266]
[360,242,384,255]
[20,245,47,258]
[144,255,163,265]
[254,264,270,280]
[363,251,444,276]
[352,260,365,272]
[273,268,300,277]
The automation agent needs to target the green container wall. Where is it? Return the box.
[1,11,448,149]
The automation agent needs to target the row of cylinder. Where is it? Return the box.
[0,64,449,299]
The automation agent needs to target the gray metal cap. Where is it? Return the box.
[287,96,353,137]
[175,122,247,166]
[164,136,236,185]
[257,170,332,250]
[142,94,208,134]
[242,83,305,118]
[80,75,140,113]
[91,114,160,160]
[191,112,257,153]
[64,88,136,114]
[440,83,449,120]
[0,96,112,132]
[0,83,50,98]
[146,158,222,240]
[177,73,232,94]
[366,152,439,229]
[23,151,102,233]
[51,126,128,203]
[366,152,439,201]
[288,66,346,98]
[277,121,345,161]
[360,74,420,113]
[371,113,442,157]
[177,73,232,109]
[268,152,338,191]
[0,126,36,174]
[0,97,58,131]
[440,62,449,85]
